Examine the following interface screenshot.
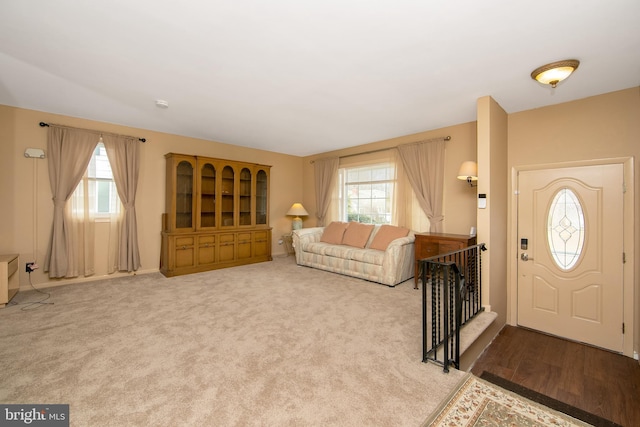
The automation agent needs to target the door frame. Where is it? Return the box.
[508,157,635,358]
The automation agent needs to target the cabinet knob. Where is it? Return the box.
[181,245,186,250]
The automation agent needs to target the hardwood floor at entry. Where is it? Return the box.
[470,326,640,427]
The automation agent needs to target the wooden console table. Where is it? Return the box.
[414,233,476,289]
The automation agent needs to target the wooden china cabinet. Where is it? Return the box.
[160,153,272,277]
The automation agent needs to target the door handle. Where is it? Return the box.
[520,253,533,261]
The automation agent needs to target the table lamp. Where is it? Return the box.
[286,203,309,230]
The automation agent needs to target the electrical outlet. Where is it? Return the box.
[26,262,36,273]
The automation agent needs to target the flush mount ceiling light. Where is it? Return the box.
[155,99,169,109]
[531,59,580,88]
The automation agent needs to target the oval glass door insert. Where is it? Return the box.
[547,187,585,270]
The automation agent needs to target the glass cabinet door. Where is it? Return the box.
[256,169,268,225]
[239,167,252,226]
[200,162,216,228]
[176,160,194,229]
[221,166,235,227]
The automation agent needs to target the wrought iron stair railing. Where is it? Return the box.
[420,243,487,372]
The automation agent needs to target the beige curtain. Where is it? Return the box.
[107,202,123,274]
[68,170,96,276]
[103,135,141,272]
[397,139,446,232]
[390,149,406,226]
[44,127,99,278]
[72,167,124,276]
[314,157,339,226]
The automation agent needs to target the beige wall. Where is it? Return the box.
[0,105,303,289]
[301,122,479,234]
[460,96,509,370]
[508,87,640,358]
[478,97,509,317]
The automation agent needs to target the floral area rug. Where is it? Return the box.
[423,374,593,426]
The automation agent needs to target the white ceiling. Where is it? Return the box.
[1,1,638,156]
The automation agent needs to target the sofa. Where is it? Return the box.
[292,222,415,287]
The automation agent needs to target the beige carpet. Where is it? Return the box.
[0,257,465,426]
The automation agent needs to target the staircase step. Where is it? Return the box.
[459,311,498,355]
[436,310,498,360]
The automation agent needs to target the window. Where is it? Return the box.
[72,142,121,218]
[90,143,118,214]
[339,163,395,224]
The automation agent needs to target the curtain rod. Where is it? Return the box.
[39,122,147,143]
[310,135,450,163]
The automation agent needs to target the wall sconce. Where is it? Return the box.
[457,161,478,187]
[531,59,580,88]
[286,203,309,230]
[24,148,46,159]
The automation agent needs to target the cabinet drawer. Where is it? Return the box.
[418,242,440,258]
[175,236,195,248]
[199,235,216,246]
[439,242,464,253]
[238,232,252,243]
[219,233,235,244]
[7,254,19,277]
[254,230,269,241]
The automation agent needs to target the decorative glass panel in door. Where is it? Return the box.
[256,170,268,225]
[239,168,252,226]
[547,187,585,270]
[221,166,235,227]
[200,163,216,228]
[176,160,194,229]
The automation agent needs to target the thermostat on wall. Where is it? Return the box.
[478,193,487,209]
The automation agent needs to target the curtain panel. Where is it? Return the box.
[103,136,141,272]
[44,127,99,278]
[314,157,339,227]
[397,139,446,232]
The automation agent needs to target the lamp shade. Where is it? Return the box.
[457,161,478,181]
[286,203,309,217]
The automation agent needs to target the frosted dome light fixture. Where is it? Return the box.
[531,59,580,88]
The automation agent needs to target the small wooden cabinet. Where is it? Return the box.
[1,254,19,308]
[414,233,476,287]
[161,154,272,277]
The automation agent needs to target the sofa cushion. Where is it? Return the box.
[369,225,410,251]
[323,244,355,259]
[349,248,385,265]
[320,221,348,244]
[304,242,332,255]
[341,222,375,248]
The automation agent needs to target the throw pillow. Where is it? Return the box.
[369,225,410,251]
[341,222,375,248]
[320,221,349,244]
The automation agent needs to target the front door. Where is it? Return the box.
[517,164,624,352]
